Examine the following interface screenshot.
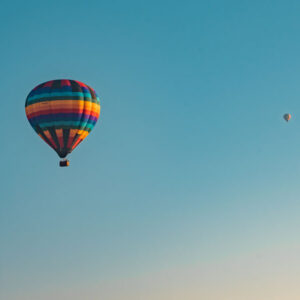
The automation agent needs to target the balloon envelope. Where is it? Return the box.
[25,79,100,159]
[283,113,291,122]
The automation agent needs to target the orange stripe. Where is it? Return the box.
[67,129,78,149]
[67,130,90,152]
[55,129,64,149]
[26,100,100,114]
[42,130,57,149]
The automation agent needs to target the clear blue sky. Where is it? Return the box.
[2,0,300,299]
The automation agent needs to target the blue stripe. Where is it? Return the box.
[29,113,98,124]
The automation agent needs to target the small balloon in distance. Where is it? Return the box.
[283,113,291,122]
[25,79,101,167]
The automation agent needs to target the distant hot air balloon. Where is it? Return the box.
[25,79,101,167]
[283,113,291,122]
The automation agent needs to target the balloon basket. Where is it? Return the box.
[59,160,70,167]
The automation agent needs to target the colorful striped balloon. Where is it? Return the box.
[25,79,101,166]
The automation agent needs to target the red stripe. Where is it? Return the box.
[48,136,57,150]
[67,133,78,149]
[61,80,71,87]
[27,109,99,119]
[71,138,83,150]
[55,129,64,149]
[43,80,53,87]
[58,136,64,149]
[75,80,88,88]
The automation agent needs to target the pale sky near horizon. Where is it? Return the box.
[2,0,300,299]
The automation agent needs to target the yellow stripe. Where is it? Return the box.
[77,130,89,135]
[80,131,89,139]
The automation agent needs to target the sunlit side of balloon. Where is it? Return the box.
[283,113,291,122]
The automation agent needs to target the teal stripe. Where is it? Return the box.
[38,121,95,130]
[33,125,92,133]
[28,92,92,101]
[26,92,101,105]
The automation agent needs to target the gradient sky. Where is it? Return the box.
[2,0,300,299]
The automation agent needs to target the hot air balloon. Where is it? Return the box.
[25,79,101,167]
[283,113,291,122]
